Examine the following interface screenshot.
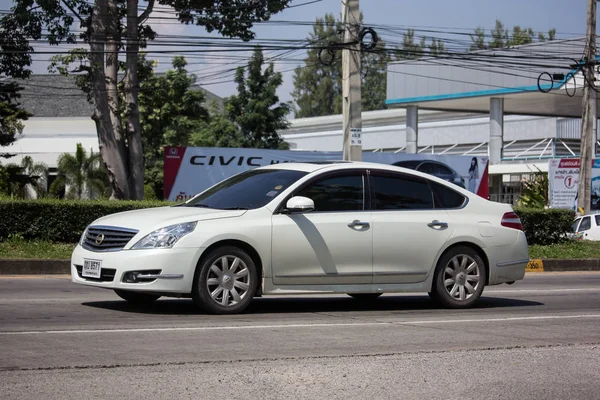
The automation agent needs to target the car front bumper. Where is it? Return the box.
[70,244,204,294]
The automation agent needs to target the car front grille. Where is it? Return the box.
[74,264,116,282]
[82,225,139,252]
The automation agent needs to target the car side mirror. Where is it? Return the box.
[285,196,315,213]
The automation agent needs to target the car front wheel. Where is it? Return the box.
[192,246,257,315]
[429,246,486,309]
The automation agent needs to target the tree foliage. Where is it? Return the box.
[291,14,343,118]
[137,55,212,199]
[188,101,244,148]
[470,20,556,51]
[518,169,549,209]
[226,47,290,149]
[0,0,292,199]
[51,143,109,200]
[401,29,427,59]
[137,50,287,198]
[292,15,443,118]
[0,82,30,158]
[0,156,48,199]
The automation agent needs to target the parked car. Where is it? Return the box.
[71,161,528,314]
[392,160,467,188]
[570,213,600,241]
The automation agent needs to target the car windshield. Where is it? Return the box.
[184,169,308,210]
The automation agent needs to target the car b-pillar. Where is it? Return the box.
[406,105,418,154]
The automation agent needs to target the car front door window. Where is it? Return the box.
[579,216,591,232]
[295,174,364,212]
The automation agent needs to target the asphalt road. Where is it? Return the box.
[0,272,599,399]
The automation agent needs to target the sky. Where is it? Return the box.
[0,0,591,107]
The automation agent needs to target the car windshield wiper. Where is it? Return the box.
[220,207,248,210]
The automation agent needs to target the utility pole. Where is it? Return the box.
[341,0,362,161]
[578,0,597,215]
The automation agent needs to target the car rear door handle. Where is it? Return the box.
[348,220,370,228]
[428,220,448,229]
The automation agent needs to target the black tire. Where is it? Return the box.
[348,293,382,301]
[192,246,258,315]
[429,245,486,309]
[114,289,160,305]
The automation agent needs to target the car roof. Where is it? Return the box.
[257,160,461,183]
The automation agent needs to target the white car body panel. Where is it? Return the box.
[271,211,373,285]
[372,209,452,284]
[572,214,600,241]
[71,161,529,303]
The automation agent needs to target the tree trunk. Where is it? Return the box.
[124,0,145,200]
[89,0,130,199]
[106,0,124,159]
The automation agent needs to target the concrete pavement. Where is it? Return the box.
[0,272,599,399]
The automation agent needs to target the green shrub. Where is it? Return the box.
[0,199,174,243]
[514,207,575,246]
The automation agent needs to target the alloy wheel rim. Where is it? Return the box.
[443,254,481,301]
[206,255,250,307]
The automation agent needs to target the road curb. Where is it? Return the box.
[0,259,70,275]
[1,258,600,275]
[526,258,600,272]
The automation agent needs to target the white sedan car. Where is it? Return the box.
[71,161,529,314]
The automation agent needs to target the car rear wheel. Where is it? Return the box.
[348,293,382,301]
[114,289,160,305]
[429,246,486,309]
[192,246,257,315]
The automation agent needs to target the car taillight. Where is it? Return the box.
[501,212,523,230]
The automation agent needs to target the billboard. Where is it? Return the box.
[164,147,489,202]
[548,158,580,210]
[548,158,600,210]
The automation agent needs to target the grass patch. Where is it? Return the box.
[0,239,75,259]
[529,241,600,259]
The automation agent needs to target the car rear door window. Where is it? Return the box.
[370,173,433,210]
[295,173,364,212]
[430,181,466,209]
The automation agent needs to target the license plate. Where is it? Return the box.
[82,259,102,279]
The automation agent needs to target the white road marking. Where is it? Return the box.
[485,288,600,294]
[2,314,600,336]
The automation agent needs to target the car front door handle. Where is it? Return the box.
[348,220,370,228]
[428,220,448,229]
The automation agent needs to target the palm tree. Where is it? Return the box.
[20,156,49,197]
[51,143,109,200]
[3,156,49,199]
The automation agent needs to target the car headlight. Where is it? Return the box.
[131,222,197,250]
[79,226,89,246]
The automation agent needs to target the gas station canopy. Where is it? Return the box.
[385,37,592,118]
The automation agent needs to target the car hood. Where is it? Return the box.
[89,205,247,232]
